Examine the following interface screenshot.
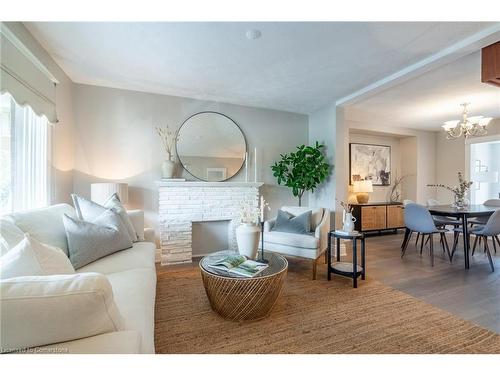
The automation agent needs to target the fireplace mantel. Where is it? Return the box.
[157,181,263,265]
[157,181,264,188]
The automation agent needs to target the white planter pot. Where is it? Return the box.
[161,160,176,179]
[236,223,260,259]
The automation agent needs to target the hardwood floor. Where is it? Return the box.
[156,231,500,334]
[361,232,500,333]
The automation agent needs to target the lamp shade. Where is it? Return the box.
[91,183,129,205]
[353,180,373,193]
[472,171,499,183]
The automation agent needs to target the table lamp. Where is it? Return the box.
[353,180,373,204]
[91,182,129,206]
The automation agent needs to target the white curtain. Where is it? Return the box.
[0,92,51,214]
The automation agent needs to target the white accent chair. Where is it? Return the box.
[261,206,331,280]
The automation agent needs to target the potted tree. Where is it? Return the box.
[271,142,330,206]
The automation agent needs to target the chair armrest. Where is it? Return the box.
[127,210,145,241]
[315,209,331,251]
[264,218,276,232]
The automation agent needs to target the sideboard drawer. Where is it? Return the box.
[387,205,405,228]
[361,206,387,231]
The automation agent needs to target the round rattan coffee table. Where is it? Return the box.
[199,250,288,321]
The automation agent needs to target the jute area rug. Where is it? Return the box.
[154,259,500,354]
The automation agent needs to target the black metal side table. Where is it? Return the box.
[327,230,366,288]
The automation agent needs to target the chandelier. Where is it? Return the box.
[442,103,492,140]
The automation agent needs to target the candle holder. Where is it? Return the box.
[259,221,269,264]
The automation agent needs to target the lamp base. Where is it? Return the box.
[356,193,370,204]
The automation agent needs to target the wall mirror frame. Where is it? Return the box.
[175,111,247,182]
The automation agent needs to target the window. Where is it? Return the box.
[0,92,51,215]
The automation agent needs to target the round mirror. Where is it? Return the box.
[176,112,247,181]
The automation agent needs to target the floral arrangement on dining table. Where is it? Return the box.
[427,172,473,208]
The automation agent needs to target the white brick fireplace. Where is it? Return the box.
[158,181,263,265]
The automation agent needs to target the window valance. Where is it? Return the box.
[0,24,58,123]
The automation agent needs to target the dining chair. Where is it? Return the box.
[454,209,500,272]
[401,203,452,266]
[424,199,461,251]
[468,199,500,250]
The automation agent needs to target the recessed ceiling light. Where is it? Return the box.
[245,29,262,40]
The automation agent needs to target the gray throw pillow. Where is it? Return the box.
[63,209,133,269]
[72,193,138,242]
[272,209,312,235]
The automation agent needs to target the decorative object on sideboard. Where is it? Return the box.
[442,103,491,140]
[175,111,247,182]
[91,182,129,206]
[271,141,330,206]
[353,180,373,204]
[336,198,356,233]
[388,173,411,203]
[427,172,473,209]
[236,200,260,259]
[156,124,179,179]
[350,143,391,186]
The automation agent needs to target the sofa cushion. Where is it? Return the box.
[264,231,318,249]
[63,210,133,269]
[105,268,156,354]
[0,273,125,352]
[1,234,75,279]
[0,217,25,255]
[37,330,141,354]
[2,204,76,255]
[72,194,138,242]
[282,206,324,231]
[76,241,156,274]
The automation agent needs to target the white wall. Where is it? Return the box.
[6,22,75,205]
[71,83,309,239]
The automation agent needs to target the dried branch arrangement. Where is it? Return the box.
[155,125,179,161]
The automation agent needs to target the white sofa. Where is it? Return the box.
[0,204,156,354]
[261,206,331,280]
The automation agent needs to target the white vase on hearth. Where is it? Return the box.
[236,223,260,260]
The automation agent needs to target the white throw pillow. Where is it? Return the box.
[0,272,125,352]
[72,193,138,242]
[63,210,133,269]
[1,234,75,279]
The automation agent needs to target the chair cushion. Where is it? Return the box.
[264,231,318,249]
[76,241,156,274]
[272,209,311,235]
[1,234,75,279]
[282,206,324,231]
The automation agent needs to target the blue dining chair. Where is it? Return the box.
[467,209,500,272]
[468,199,500,250]
[401,203,452,266]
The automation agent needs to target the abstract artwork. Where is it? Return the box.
[349,143,391,186]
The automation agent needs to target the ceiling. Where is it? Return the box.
[347,51,500,130]
[24,22,496,114]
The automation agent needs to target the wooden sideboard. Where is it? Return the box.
[351,202,405,234]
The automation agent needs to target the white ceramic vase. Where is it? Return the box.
[236,223,260,259]
[161,160,176,179]
[343,213,356,232]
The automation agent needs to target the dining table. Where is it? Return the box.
[428,204,500,269]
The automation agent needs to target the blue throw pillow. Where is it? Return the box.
[272,209,312,235]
